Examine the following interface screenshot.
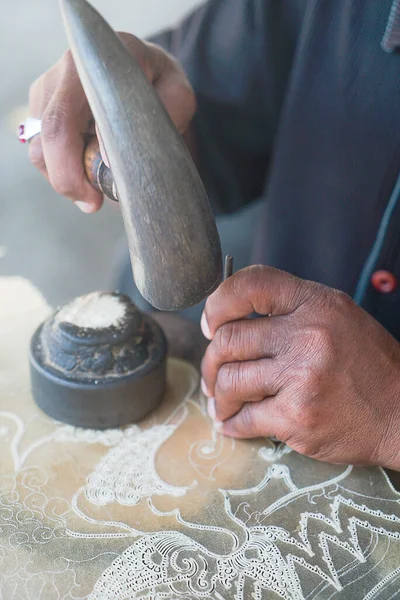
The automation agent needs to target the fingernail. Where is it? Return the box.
[201,312,212,340]
[201,377,210,397]
[207,397,216,420]
[74,201,95,214]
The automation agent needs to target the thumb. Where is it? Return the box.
[203,265,313,340]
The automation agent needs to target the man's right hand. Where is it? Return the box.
[28,34,196,213]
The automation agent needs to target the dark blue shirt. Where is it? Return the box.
[153,0,400,339]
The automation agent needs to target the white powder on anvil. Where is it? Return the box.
[55,292,126,329]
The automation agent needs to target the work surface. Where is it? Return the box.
[1,278,400,600]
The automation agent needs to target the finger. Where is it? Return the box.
[217,396,288,440]
[213,358,284,422]
[152,50,196,134]
[202,265,314,340]
[29,72,53,119]
[28,136,47,179]
[28,74,51,178]
[28,54,102,211]
[39,55,103,211]
[201,317,289,397]
[41,93,103,211]
[139,41,195,134]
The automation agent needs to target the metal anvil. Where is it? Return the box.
[60,0,223,311]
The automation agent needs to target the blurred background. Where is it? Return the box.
[1,0,262,317]
[0,0,204,307]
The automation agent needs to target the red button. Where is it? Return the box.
[371,270,397,293]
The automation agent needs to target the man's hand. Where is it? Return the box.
[28,34,195,212]
[201,265,400,469]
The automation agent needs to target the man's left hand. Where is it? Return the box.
[201,266,400,469]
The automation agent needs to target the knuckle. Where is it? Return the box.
[247,264,268,278]
[303,281,334,309]
[41,102,68,145]
[217,364,235,396]
[164,49,183,71]
[58,49,82,87]
[53,49,74,73]
[241,265,266,294]
[29,50,79,117]
[302,365,323,393]
[123,35,149,69]
[310,325,332,350]
[307,371,323,395]
[333,289,354,315]
[61,48,74,67]
[214,323,238,359]
[289,279,312,309]
[57,49,78,79]
[275,358,301,389]
[290,388,321,429]
[293,437,321,458]
[162,48,185,77]
[285,361,322,395]
[217,362,245,398]
[282,387,318,430]
[238,403,256,435]
[300,325,335,367]
[296,403,318,430]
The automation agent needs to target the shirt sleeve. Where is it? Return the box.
[150,0,300,214]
